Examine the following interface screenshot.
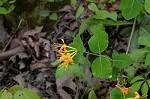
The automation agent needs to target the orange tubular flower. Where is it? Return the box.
[116,85,130,94]
[121,87,129,94]
[54,39,77,70]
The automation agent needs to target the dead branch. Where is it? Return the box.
[0,46,25,60]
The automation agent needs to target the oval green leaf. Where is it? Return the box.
[145,0,150,14]
[119,0,142,20]
[110,88,123,99]
[88,3,99,12]
[92,56,111,78]
[0,7,8,14]
[0,90,13,99]
[141,82,148,95]
[76,5,84,19]
[138,35,150,48]
[112,53,132,68]
[49,13,58,20]
[39,10,49,17]
[0,1,3,6]
[130,76,145,84]
[130,81,144,92]
[8,4,15,13]
[88,28,108,54]
[13,88,41,99]
[88,90,97,99]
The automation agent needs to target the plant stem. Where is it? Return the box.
[126,17,136,54]
[117,18,136,87]
[84,52,112,60]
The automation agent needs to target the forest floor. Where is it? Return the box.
[0,1,130,99]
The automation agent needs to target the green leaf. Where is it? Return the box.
[70,34,85,63]
[110,88,123,99]
[92,56,111,78]
[88,28,108,54]
[112,53,132,68]
[126,66,136,79]
[130,76,145,84]
[82,53,89,74]
[141,15,150,25]
[112,50,120,58]
[0,1,3,6]
[129,30,140,51]
[88,3,99,12]
[120,27,132,36]
[0,90,13,99]
[138,35,150,48]
[86,0,98,3]
[139,25,150,37]
[71,0,77,6]
[130,48,150,60]
[8,4,15,13]
[8,85,23,94]
[55,66,66,79]
[88,90,97,99]
[48,0,54,2]
[39,10,49,17]
[60,65,82,79]
[145,53,150,67]
[141,82,149,95]
[2,0,7,3]
[119,0,142,20]
[112,67,119,81]
[130,81,144,92]
[51,59,60,67]
[103,20,132,26]
[67,64,82,77]
[145,0,150,14]
[147,79,150,87]
[13,88,41,99]
[56,64,93,86]
[49,13,58,20]
[90,23,105,33]
[79,20,88,35]
[76,5,84,19]
[94,10,117,21]
[78,56,92,66]
[9,0,16,3]
[0,7,8,14]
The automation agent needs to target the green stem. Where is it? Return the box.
[84,52,112,60]
[123,93,125,99]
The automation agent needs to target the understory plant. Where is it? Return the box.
[0,0,15,14]
[0,85,40,99]
[52,0,150,99]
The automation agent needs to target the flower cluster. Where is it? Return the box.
[54,39,77,70]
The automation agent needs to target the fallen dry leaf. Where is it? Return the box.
[60,5,72,12]
[13,71,29,87]
[30,61,46,70]
[56,74,76,99]
[23,26,43,36]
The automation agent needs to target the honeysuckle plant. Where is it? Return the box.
[52,0,150,98]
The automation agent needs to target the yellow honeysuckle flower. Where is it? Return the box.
[127,92,140,99]
[60,53,74,69]
[134,92,140,99]
[54,39,77,70]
